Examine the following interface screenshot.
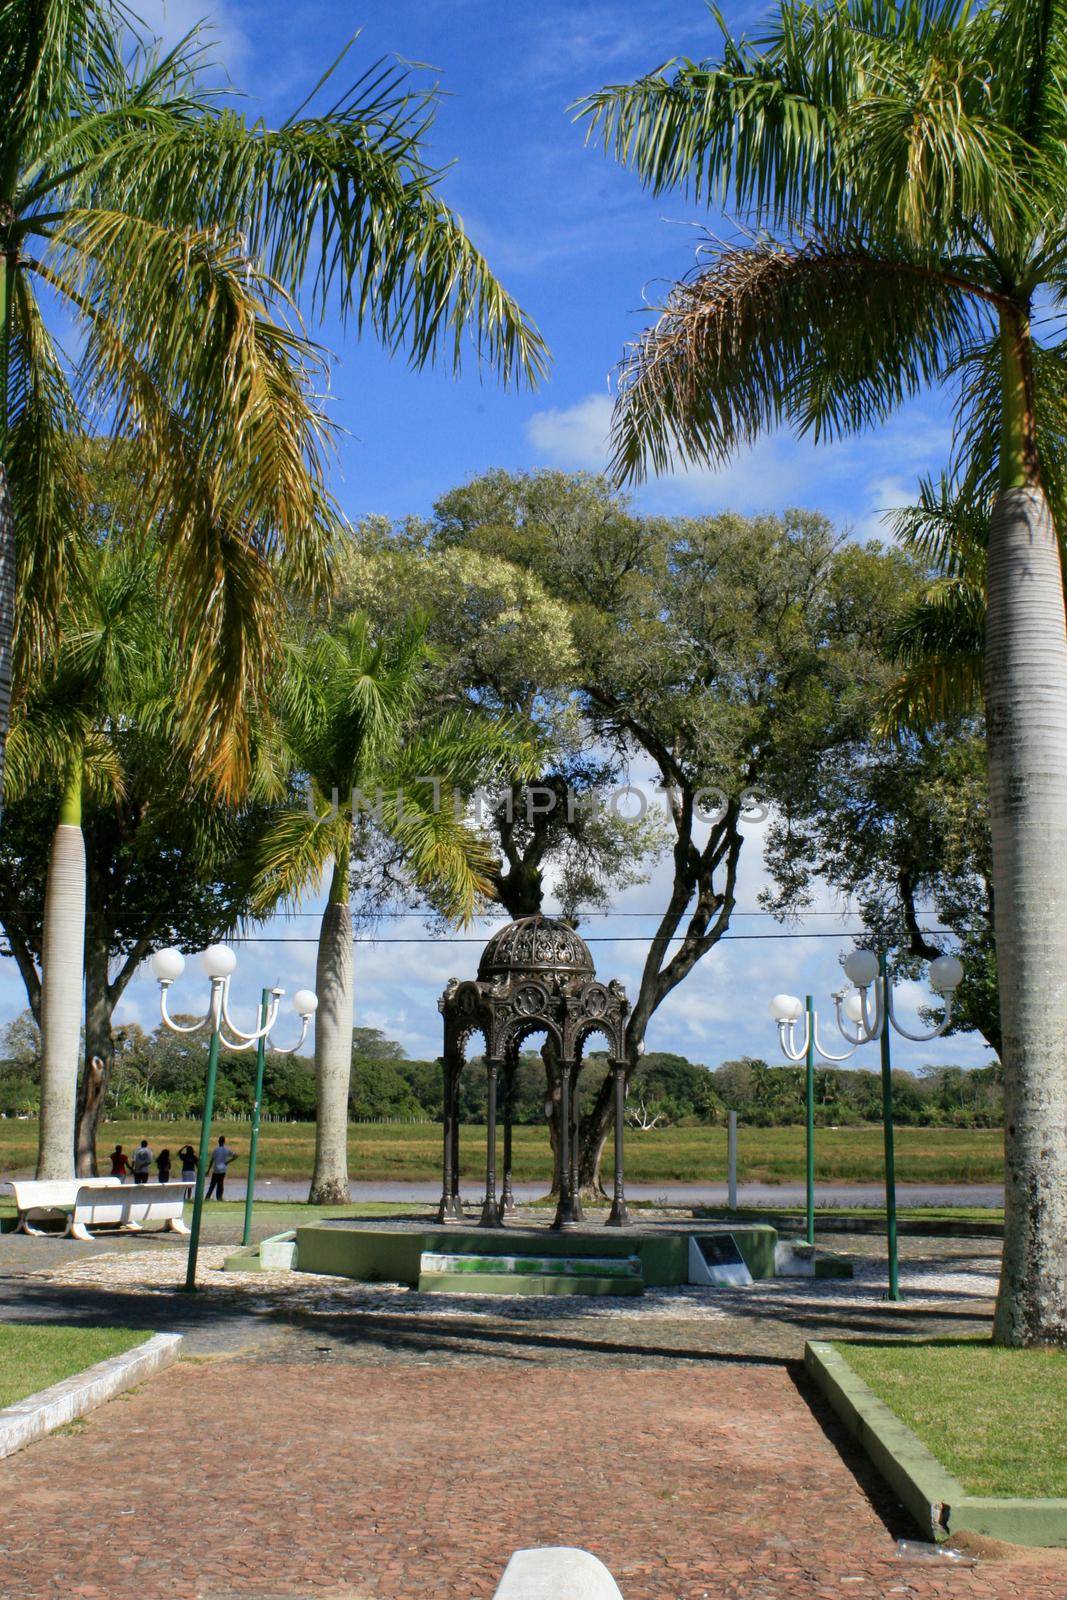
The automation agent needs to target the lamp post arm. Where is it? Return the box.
[777,1017,810,1063]
[832,992,881,1047]
[780,1014,863,1064]
[267,1016,311,1057]
[159,985,212,1035]
[862,982,883,1038]
[810,1014,863,1063]
[216,1028,262,1053]
[885,981,954,1042]
[833,995,867,1048]
[220,981,281,1045]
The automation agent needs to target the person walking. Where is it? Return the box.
[109,1145,130,1180]
[178,1144,197,1200]
[131,1139,153,1184]
[156,1148,171,1184]
[205,1135,237,1200]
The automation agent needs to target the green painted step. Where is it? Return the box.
[418,1269,644,1297]
[417,1249,645,1297]
[421,1251,642,1279]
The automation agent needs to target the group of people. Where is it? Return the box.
[108,1135,238,1199]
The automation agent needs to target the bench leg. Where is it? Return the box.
[18,1214,49,1237]
[123,1218,143,1232]
[165,1217,190,1234]
[68,1221,95,1242]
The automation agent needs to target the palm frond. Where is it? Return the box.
[610,232,982,482]
[0,0,118,177]
[249,804,347,916]
[888,472,989,577]
[26,220,345,791]
[6,272,87,684]
[577,0,1031,244]
[70,55,548,384]
[878,574,985,736]
[375,785,496,925]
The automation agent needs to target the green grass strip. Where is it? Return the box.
[834,1338,1067,1498]
[0,1324,151,1410]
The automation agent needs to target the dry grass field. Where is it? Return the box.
[0,1118,1004,1186]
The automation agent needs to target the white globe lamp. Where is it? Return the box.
[200,944,237,980]
[150,947,185,984]
[929,954,964,994]
[770,993,804,1024]
[844,949,879,989]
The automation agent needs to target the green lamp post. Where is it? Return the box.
[150,945,317,1290]
[772,948,964,1300]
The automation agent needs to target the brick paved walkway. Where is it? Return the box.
[1,1352,1065,1600]
[2,1226,1063,1599]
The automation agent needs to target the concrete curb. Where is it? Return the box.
[804,1341,1067,1547]
[0,1332,182,1459]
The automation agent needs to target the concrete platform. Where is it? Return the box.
[294,1218,778,1288]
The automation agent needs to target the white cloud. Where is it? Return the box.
[524,391,953,535]
[526,392,614,469]
[130,0,251,77]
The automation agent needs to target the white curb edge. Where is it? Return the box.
[0,1331,182,1458]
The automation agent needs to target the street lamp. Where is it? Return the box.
[772,949,963,1299]
[150,944,317,1290]
[769,990,863,1250]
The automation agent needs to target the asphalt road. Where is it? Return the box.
[222,1178,1004,1208]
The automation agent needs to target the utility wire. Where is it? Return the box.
[228,928,953,945]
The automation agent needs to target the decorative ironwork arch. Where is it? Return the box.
[437,915,630,1229]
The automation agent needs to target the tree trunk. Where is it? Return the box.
[577,1049,640,1198]
[75,930,114,1176]
[309,852,353,1204]
[0,464,12,826]
[36,770,86,1180]
[987,483,1067,1347]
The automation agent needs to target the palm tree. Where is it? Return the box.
[580,0,1067,1345]
[6,537,162,1177]
[0,2,546,807]
[254,619,530,1203]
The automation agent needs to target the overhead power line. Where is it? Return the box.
[228,927,952,946]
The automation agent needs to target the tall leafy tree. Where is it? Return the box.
[253,619,531,1203]
[433,475,911,1193]
[0,2,546,806]
[581,0,1067,1346]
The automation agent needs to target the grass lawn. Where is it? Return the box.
[0,1119,1005,1186]
[834,1338,1067,1498]
[0,1324,151,1410]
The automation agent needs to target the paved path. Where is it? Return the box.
[1,1351,1064,1599]
[1,1229,1065,1598]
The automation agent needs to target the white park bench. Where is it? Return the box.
[8,1177,119,1234]
[6,1179,190,1241]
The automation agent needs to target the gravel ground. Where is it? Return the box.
[35,1237,999,1321]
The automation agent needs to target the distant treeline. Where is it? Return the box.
[0,1011,1002,1128]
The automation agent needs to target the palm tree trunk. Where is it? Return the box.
[36,761,86,1180]
[309,845,353,1204]
[0,465,13,823]
[989,312,1067,1347]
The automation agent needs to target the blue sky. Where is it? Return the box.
[0,0,992,1075]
